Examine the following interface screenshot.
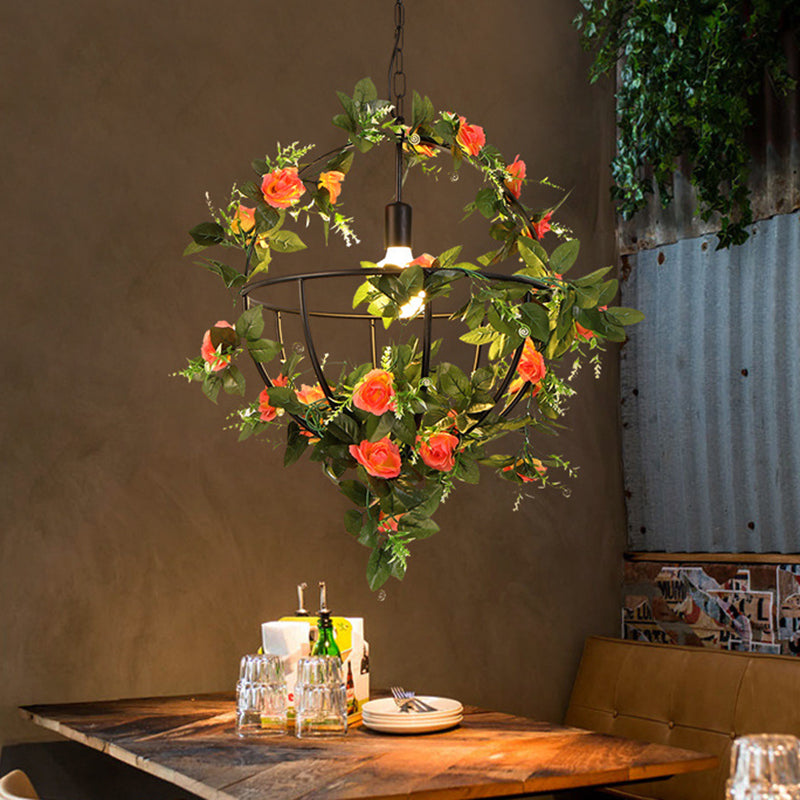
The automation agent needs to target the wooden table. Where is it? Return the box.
[20,694,717,800]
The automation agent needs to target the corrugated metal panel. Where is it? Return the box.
[618,34,799,254]
[621,209,800,552]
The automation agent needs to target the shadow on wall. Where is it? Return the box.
[0,742,202,800]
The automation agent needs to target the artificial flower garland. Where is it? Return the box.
[178,78,642,589]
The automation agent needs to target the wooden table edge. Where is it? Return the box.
[17,703,719,800]
[19,707,232,800]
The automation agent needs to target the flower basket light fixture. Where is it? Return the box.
[178,0,642,589]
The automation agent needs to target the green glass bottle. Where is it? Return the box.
[311,581,341,658]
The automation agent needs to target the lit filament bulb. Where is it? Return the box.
[378,202,425,318]
[399,291,426,319]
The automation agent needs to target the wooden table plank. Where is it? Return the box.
[20,694,716,800]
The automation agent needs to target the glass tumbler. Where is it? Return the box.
[727,734,800,800]
[236,654,288,737]
[294,656,347,738]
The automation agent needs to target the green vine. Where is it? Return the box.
[574,1,800,248]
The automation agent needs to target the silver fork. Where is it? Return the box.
[390,686,436,712]
[390,686,415,712]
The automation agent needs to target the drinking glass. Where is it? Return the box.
[294,656,347,738]
[236,654,288,737]
[727,735,800,800]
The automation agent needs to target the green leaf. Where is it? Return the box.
[605,306,645,325]
[486,306,519,339]
[479,454,515,468]
[183,240,208,256]
[336,90,355,118]
[332,113,354,133]
[460,326,498,346]
[326,149,355,175]
[575,285,601,309]
[222,365,246,396]
[339,479,369,507]
[517,238,548,275]
[344,509,362,537]
[249,246,272,277]
[353,77,378,104]
[240,181,262,201]
[549,239,580,274]
[265,386,305,414]
[247,338,281,363]
[255,205,280,231]
[437,363,471,401]
[201,373,221,403]
[235,306,264,340]
[431,119,455,145]
[437,245,463,268]
[519,303,550,342]
[597,279,619,306]
[284,422,308,466]
[402,518,440,539]
[198,259,247,289]
[270,230,307,253]
[366,413,394,443]
[574,266,613,287]
[475,187,497,219]
[391,414,417,447]
[188,221,225,246]
[366,547,392,590]
[352,280,372,309]
[357,516,378,548]
[458,456,480,484]
[327,413,361,443]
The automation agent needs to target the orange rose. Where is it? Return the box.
[417,431,459,472]
[261,167,306,209]
[408,253,435,268]
[516,338,546,386]
[258,374,289,422]
[296,383,326,405]
[200,320,235,372]
[524,212,552,240]
[575,321,595,340]
[455,116,485,157]
[318,170,345,204]
[349,438,402,479]
[505,154,526,198]
[230,204,255,234]
[352,369,397,416]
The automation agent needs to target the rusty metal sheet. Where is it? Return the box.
[621,210,800,552]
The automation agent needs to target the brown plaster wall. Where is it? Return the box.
[0,0,622,775]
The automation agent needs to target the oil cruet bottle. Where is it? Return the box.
[311,581,341,658]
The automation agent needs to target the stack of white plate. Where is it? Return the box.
[361,696,463,734]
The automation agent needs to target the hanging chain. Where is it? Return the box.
[388,0,406,122]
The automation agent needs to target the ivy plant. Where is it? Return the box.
[574,1,800,248]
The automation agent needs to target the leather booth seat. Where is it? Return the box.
[565,636,800,800]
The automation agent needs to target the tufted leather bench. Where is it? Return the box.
[564,636,800,800]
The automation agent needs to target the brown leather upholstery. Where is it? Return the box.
[564,636,800,800]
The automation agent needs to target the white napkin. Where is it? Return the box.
[261,621,311,699]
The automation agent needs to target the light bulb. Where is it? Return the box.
[377,246,414,269]
[399,291,426,319]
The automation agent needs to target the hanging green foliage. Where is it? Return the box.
[574,1,800,248]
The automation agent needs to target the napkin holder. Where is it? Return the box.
[263,616,369,722]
